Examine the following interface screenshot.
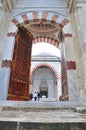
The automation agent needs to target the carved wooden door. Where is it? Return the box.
[8,26,33,100]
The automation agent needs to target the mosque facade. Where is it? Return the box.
[0,0,86,106]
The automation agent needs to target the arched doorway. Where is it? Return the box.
[30,64,60,101]
[1,11,75,101]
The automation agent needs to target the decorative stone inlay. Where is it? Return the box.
[52,15,59,22]
[7,32,16,37]
[22,14,29,24]
[33,12,38,21]
[11,12,69,27]
[64,33,72,37]
[61,18,69,26]
[12,18,19,25]
[67,61,76,70]
[1,60,11,68]
[32,36,59,47]
[42,12,48,20]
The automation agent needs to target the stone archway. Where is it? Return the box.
[30,62,60,78]
[0,11,79,101]
[30,63,60,101]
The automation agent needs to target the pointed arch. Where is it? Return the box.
[32,36,59,48]
[30,62,61,79]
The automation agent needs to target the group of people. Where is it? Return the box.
[30,91,40,101]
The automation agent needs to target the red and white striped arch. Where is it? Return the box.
[30,62,61,79]
[32,36,59,48]
[10,11,71,47]
[2,11,72,66]
[12,11,69,27]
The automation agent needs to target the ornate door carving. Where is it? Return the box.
[8,26,33,100]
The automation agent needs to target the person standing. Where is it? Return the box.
[34,91,37,101]
[29,93,33,100]
[37,91,40,101]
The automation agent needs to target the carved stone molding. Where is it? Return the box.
[67,0,76,13]
[0,0,16,12]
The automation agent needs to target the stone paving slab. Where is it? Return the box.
[0,100,80,108]
[0,100,86,123]
[0,109,86,123]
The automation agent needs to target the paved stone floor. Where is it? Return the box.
[0,101,86,123]
[0,109,86,123]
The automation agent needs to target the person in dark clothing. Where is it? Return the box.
[30,93,33,100]
[37,91,40,101]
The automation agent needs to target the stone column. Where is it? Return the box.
[67,0,86,105]
[57,78,62,100]
[75,3,86,105]
[63,23,80,101]
[0,3,11,66]
[60,35,69,101]
[0,22,17,100]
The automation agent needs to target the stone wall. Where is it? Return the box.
[67,0,86,104]
[76,1,86,88]
[76,1,86,104]
[0,1,13,67]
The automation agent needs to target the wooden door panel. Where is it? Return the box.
[8,26,33,100]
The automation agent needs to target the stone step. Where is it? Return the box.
[0,101,79,112]
[0,105,86,124]
[0,100,80,108]
[2,106,75,112]
[0,121,86,130]
[0,100,80,112]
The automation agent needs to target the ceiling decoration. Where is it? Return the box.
[24,21,59,36]
[11,11,71,42]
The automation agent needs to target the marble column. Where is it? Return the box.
[75,3,86,105]
[63,23,80,101]
[58,29,69,101]
[0,22,17,100]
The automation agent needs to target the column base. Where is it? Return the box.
[80,89,86,106]
[59,94,69,101]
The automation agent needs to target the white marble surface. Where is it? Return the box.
[0,68,10,100]
[2,36,15,61]
[67,70,80,101]
[12,0,68,17]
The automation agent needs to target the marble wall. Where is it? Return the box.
[0,0,86,105]
[0,10,11,66]
[67,0,86,104]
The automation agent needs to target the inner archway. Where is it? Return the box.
[31,65,57,100]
